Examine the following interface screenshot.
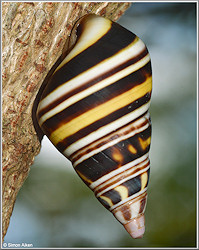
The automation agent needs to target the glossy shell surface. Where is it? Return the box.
[36,14,152,238]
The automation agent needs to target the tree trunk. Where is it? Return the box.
[2,2,131,241]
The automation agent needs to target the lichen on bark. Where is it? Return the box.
[2,2,131,241]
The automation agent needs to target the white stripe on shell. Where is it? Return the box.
[90,153,149,190]
[72,112,150,161]
[38,53,150,126]
[94,158,149,193]
[54,15,112,73]
[37,38,147,120]
[63,103,150,157]
[96,163,150,197]
[110,187,148,211]
[73,113,150,167]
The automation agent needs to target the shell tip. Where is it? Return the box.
[124,214,145,239]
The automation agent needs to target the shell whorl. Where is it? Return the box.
[36,14,152,238]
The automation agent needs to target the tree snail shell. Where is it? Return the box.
[36,14,152,239]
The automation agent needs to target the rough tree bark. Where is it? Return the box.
[2,2,131,242]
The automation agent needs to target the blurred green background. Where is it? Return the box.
[4,2,197,248]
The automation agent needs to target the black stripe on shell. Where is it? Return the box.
[53,92,151,154]
[75,125,151,185]
[37,48,150,118]
[39,21,137,100]
[97,168,150,210]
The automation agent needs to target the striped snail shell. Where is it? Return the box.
[36,14,152,239]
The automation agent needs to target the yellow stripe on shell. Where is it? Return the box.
[38,53,150,126]
[37,36,145,119]
[72,113,150,166]
[49,76,152,145]
[67,109,150,159]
